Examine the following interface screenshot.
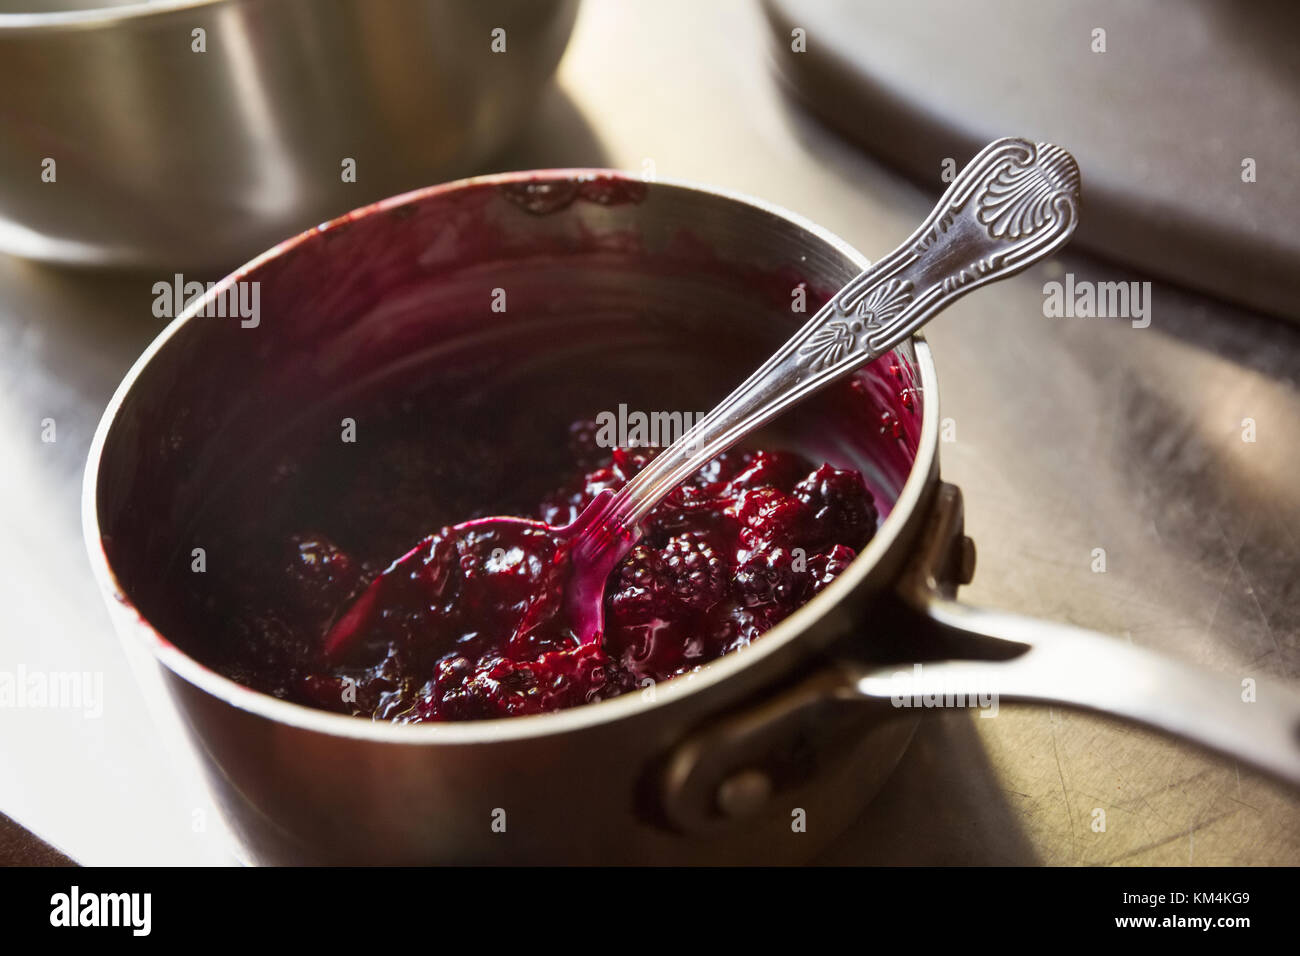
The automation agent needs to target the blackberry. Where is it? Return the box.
[808,544,857,595]
[282,534,360,623]
[726,449,816,492]
[734,545,804,609]
[731,486,810,552]
[608,544,670,624]
[609,533,728,623]
[792,465,878,549]
[566,418,607,470]
[661,532,728,611]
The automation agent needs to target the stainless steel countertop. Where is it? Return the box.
[1,0,1296,865]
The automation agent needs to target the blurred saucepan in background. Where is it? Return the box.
[0,0,579,270]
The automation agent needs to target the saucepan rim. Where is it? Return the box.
[0,0,573,32]
[81,168,941,745]
[0,0,228,31]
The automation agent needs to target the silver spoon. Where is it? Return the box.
[564,137,1080,640]
[326,137,1081,656]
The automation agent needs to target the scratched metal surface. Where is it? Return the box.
[0,0,1296,864]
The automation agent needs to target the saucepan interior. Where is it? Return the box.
[85,172,938,861]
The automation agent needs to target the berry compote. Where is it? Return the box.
[193,421,879,723]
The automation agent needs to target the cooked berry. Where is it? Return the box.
[792,464,878,549]
[283,534,361,620]
[661,533,728,611]
[807,544,857,595]
[607,543,670,624]
[566,418,605,469]
[731,486,811,552]
[726,449,816,492]
[734,545,804,609]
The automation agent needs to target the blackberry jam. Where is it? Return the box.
[184,423,878,722]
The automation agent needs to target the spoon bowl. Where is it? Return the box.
[323,492,622,661]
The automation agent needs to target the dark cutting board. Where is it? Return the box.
[764,0,1300,320]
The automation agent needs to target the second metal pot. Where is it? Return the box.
[0,0,578,270]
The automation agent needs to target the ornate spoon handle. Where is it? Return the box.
[583,137,1081,546]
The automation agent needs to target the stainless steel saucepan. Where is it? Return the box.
[84,166,1300,864]
[0,0,578,270]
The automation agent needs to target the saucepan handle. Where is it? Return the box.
[656,483,1300,835]
[854,483,1300,788]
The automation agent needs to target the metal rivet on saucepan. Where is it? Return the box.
[716,769,773,818]
[959,536,977,585]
